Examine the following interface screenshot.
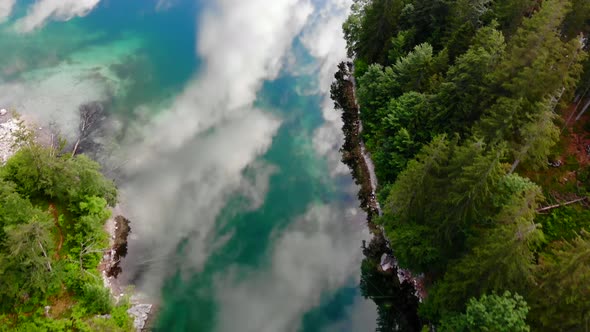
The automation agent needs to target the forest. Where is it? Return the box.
[0,128,133,331]
[338,0,590,330]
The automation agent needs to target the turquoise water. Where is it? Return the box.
[0,0,375,330]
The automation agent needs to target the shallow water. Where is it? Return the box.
[0,0,376,330]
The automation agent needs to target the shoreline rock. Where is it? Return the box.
[331,62,424,329]
[100,208,156,331]
[0,116,21,164]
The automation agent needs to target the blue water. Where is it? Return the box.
[0,0,375,330]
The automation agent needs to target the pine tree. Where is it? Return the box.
[530,231,590,331]
[1,216,59,306]
[421,174,542,317]
[491,0,537,35]
[392,43,435,93]
[490,0,574,101]
[346,0,406,64]
[374,91,433,182]
[435,25,506,133]
[509,103,560,173]
[380,135,454,272]
[382,137,509,273]
[405,0,451,49]
[563,0,590,38]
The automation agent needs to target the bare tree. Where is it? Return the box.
[72,102,104,156]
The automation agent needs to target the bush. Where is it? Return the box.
[80,284,113,315]
[112,301,134,330]
[537,206,590,243]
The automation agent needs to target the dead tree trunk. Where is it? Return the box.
[537,197,587,212]
[37,240,52,272]
[72,102,103,156]
[575,99,590,122]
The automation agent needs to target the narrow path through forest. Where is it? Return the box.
[49,203,64,259]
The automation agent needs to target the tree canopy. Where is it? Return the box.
[338,0,590,330]
[0,142,131,331]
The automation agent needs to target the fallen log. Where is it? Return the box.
[537,197,588,212]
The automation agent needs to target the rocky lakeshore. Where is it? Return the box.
[100,211,156,331]
[331,62,423,329]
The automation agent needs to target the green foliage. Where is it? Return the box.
[422,174,542,318]
[343,0,367,58]
[0,216,63,310]
[111,299,134,330]
[478,0,587,151]
[439,292,530,332]
[388,30,414,64]
[530,231,590,331]
[0,143,125,329]
[511,104,560,170]
[357,64,400,136]
[344,0,407,65]
[341,0,590,330]
[435,25,506,133]
[404,0,451,49]
[491,0,536,35]
[391,43,436,93]
[537,206,590,243]
[2,145,117,210]
[563,0,590,38]
[380,137,509,274]
[80,284,113,314]
[374,91,434,182]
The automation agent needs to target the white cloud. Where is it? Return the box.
[0,37,141,141]
[207,2,378,331]
[300,0,352,177]
[0,0,16,23]
[15,0,101,33]
[119,0,315,293]
[155,0,176,11]
[214,203,370,332]
[0,69,107,140]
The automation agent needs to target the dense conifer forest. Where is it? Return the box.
[338,0,590,330]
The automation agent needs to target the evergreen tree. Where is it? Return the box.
[391,43,435,93]
[339,0,590,330]
[491,0,537,35]
[435,25,506,133]
[530,231,590,331]
[421,173,542,317]
[1,216,59,308]
[509,103,560,172]
[357,64,400,136]
[563,0,590,38]
[375,91,433,182]
[404,0,451,49]
[445,0,493,61]
[381,137,508,273]
[345,0,407,64]
[489,0,577,101]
